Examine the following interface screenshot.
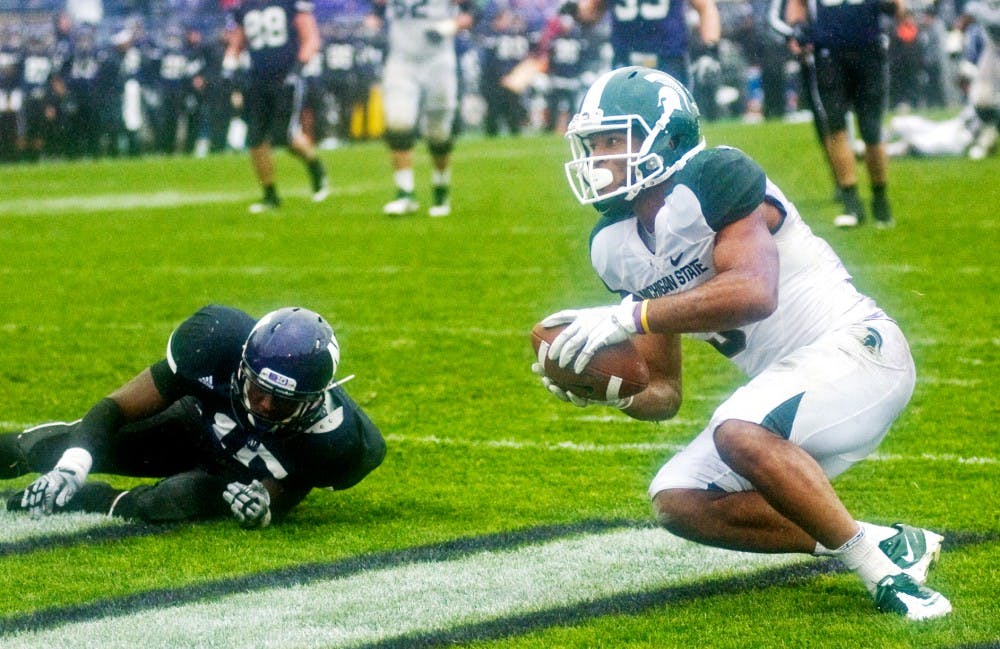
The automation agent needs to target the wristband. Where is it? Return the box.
[434,19,458,37]
[632,299,652,334]
[56,447,93,478]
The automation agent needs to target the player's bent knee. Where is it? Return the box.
[652,488,699,536]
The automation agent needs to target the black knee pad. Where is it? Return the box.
[428,139,454,157]
[384,129,416,151]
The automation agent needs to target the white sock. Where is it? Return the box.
[394,169,415,193]
[432,168,451,187]
[833,526,901,593]
[814,521,897,555]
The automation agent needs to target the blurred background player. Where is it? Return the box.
[226,0,330,214]
[478,7,532,137]
[960,0,1000,159]
[536,11,595,134]
[2,305,385,528]
[558,0,721,92]
[783,0,903,228]
[370,0,476,218]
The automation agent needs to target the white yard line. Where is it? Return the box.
[385,433,997,465]
[0,527,805,649]
[0,183,381,216]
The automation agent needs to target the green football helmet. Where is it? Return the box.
[564,66,705,216]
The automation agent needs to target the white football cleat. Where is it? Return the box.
[833,213,860,228]
[873,573,951,620]
[429,185,450,217]
[428,202,451,218]
[311,181,330,203]
[878,523,943,585]
[383,193,419,216]
[249,198,280,214]
[968,124,997,160]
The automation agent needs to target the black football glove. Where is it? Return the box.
[558,0,579,18]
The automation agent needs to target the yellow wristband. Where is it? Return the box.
[632,299,652,334]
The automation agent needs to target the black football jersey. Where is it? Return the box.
[233,0,312,80]
[151,305,385,490]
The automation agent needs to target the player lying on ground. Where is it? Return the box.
[2,305,385,528]
[533,66,951,620]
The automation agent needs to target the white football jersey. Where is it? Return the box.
[590,147,883,378]
[385,0,461,61]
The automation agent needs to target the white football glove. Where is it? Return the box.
[21,447,92,516]
[424,19,457,44]
[541,297,639,374]
[223,480,272,529]
[691,53,722,87]
[531,361,633,409]
[283,61,305,86]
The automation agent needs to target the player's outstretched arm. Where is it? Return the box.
[21,366,170,515]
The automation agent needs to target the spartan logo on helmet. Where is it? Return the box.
[564,66,705,217]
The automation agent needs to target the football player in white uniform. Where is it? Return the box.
[962,0,1000,159]
[535,66,951,620]
[370,0,475,217]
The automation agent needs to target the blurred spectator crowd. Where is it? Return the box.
[0,0,989,162]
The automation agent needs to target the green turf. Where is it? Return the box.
[0,121,997,647]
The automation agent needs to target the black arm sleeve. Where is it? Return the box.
[67,397,125,462]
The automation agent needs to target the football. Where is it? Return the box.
[531,322,650,401]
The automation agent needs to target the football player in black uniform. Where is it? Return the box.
[782,0,903,228]
[2,306,385,529]
[226,0,330,213]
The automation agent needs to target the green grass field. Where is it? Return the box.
[0,120,997,648]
